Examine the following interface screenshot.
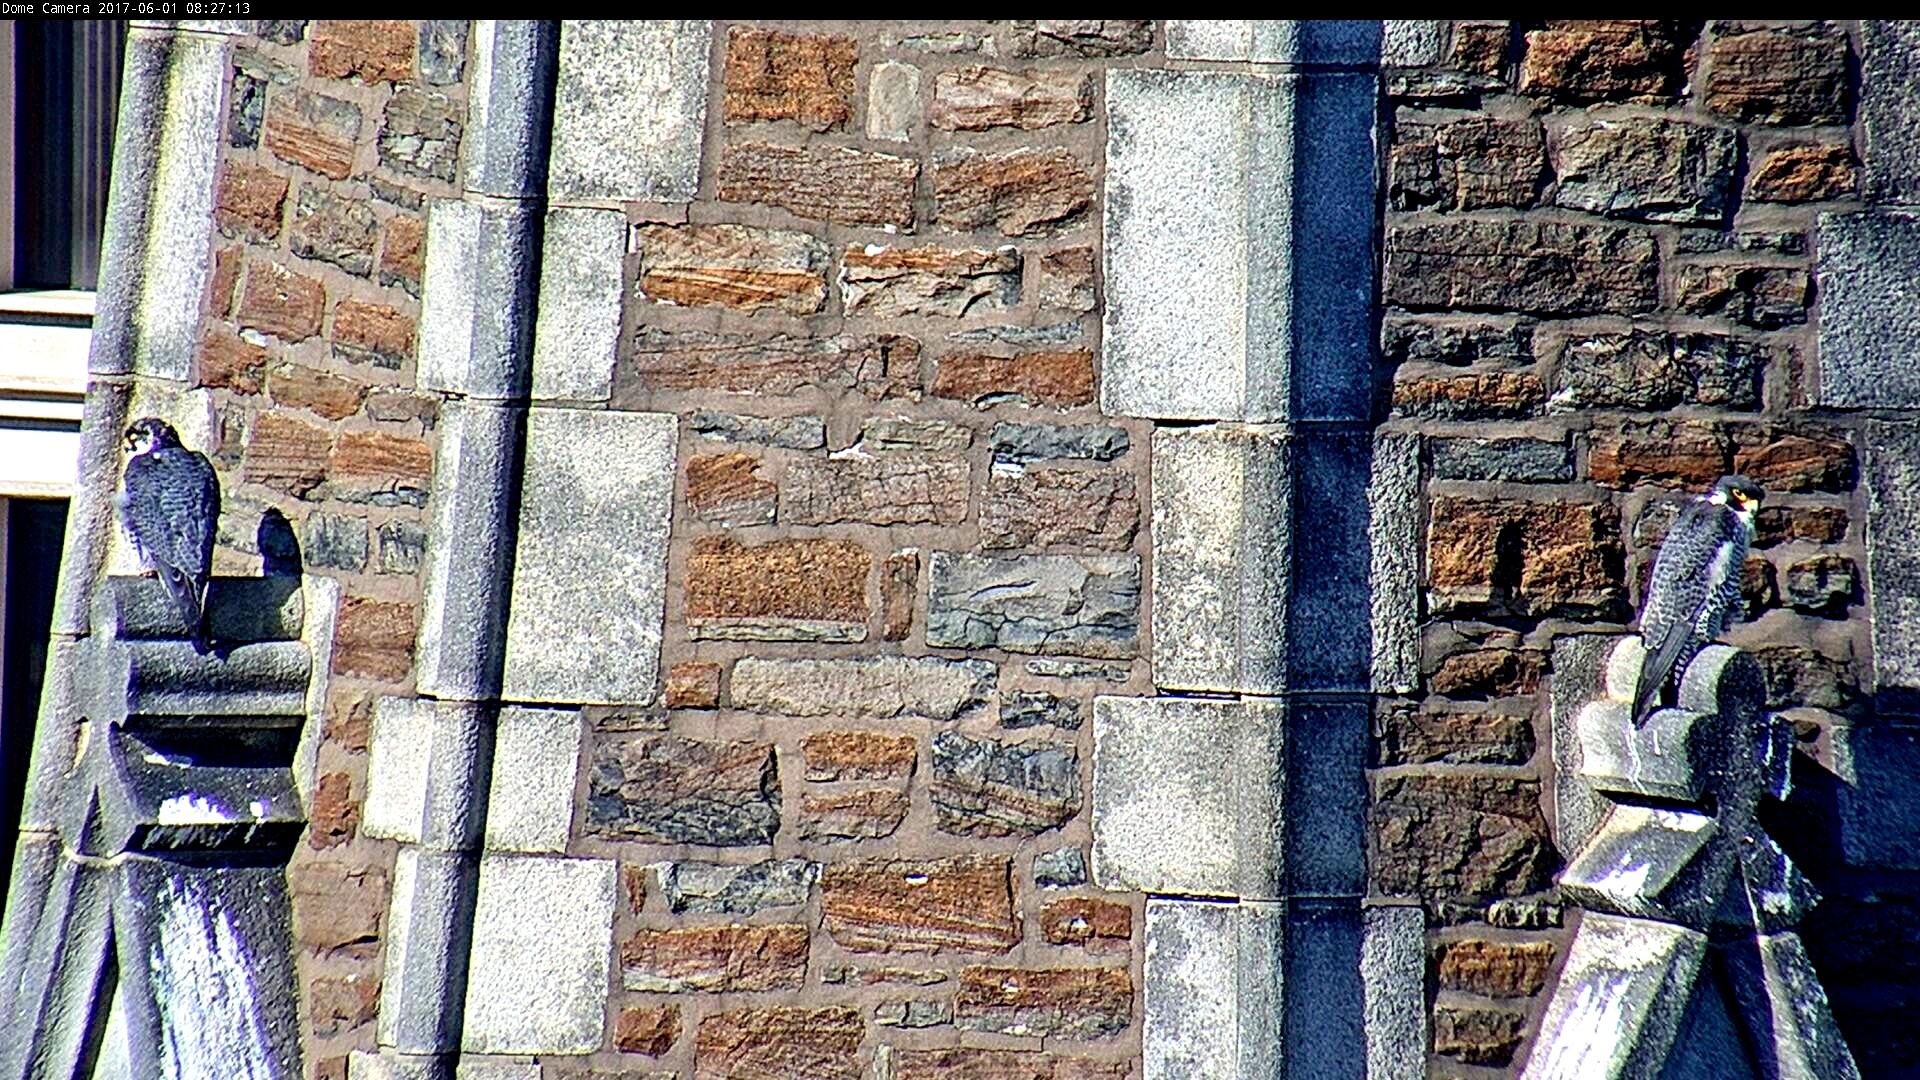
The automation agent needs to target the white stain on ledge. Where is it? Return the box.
[150,875,281,1080]
[156,794,229,826]
[1529,973,1633,1080]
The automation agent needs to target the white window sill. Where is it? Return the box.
[0,289,92,497]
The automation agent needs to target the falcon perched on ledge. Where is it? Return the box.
[117,417,222,652]
[1632,475,1764,727]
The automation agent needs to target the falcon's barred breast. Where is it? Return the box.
[1631,475,1764,727]
[116,417,222,651]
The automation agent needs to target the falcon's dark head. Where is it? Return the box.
[124,417,183,455]
[1709,474,1764,514]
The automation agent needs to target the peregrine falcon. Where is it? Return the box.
[117,417,222,651]
[1631,475,1764,727]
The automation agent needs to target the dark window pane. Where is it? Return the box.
[13,23,124,289]
[0,497,68,914]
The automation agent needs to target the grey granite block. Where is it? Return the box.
[530,207,624,402]
[418,198,541,400]
[461,854,615,1054]
[462,20,557,198]
[1815,211,1920,408]
[484,707,583,854]
[1866,421,1920,713]
[380,847,480,1054]
[1863,22,1920,205]
[926,552,1140,658]
[1143,898,1283,1080]
[547,20,710,202]
[1371,432,1421,694]
[416,400,521,702]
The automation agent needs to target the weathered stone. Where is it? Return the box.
[614,1004,679,1056]
[1784,553,1858,615]
[991,423,1127,464]
[1755,644,1860,711]
[215,163,289,240]
[1430,437,1573,483]
[378,87,461,183]
[1034,246,1096,312]
[1433,1005,1526,1066]
[198,328,268,394]
[238,261,326,342]
[209,244,240,316]
[981,468,1138,551]
[265,87,361,179]
[867,61,919,142]
[1589,418,1731,489]
[333,597,416,680]
[376,520,426,575]
[1040,898,1132,952]
[332,299,416,369]
[890,1048,1126,1080]
[636,223,829,315]
[883,550,918,642]
[229,63,267,148]
[665,662,721,710]
[1550,330,1761,411]
[935,147,1093,236]
[687,452,776,528]
[1705,25,1851,124]
[1034,846,1088,889]
[1431,648,1546,699]
[1372,702,1536,766]
[694,1008,863,1080]
[692,410,826,450]
[781,456,967,527]
[586,736,779,847]
[655,859,818,915]
[267,362,366,422]
[632,327,920,399]
[1748,142,1858,202]
[363,390,436,427]
[927,552,1139,658]
[840,245,1019,318]
[1731,425,1856,492]
[1001,690,1085,731]
[1008,20,1152,57]
[933,350,1095,409]
[1371,775,1555,901]
[463,855,617,1054]
[932,66,1092,130]
[243,413,332,496]
[1518,21,1695,102]
[686,536,870,642]
[1384,219,1659,315]
[930,731,1080,837]
[1391,116,1545,211]
[548,21,711,203]
[1453,22,1511,76]
[1382,317,1533,368]
[855,417,972,453]
[717,142,917,230]
[1672,262,1810,328]
[1756,505,1849,548]
[1427,496,1625,617]
[802,732,916,784]
[734,656,994,721]
[802,788,910,841]
[307,771,359,850]
[303,511,369,573]
[289,860,385,957]
[820,855,1018,953]
[327,430,432,507]
[310,20,414,82]
[723,26,856,131]
[954,966,1131,1039]
[418,20,467,85]
[622,924,808,992]
[310,973,378,1036]
[1551,116,1739,223]
[1816,210,1920,410]
[1435,939,1555,998]
[379,213,425,294]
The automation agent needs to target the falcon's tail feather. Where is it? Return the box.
[1631,630,1695,728]
[157,564,210,653]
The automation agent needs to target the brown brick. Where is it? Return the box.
[1007,20,1152,59]
[632,328,920,400]
[954,965,1132,1039]
[1371,775,1555,901]
[665,661,721,710]
[586,736,780,846]
[802,731,917,782]
[215,162,289,240]
[1372,702,1535,767]
[288,860,385,958]
[1427,495,1624,617]
[198,327,269,395]
[1518,21,1695,102]
[820,855,1018,953]
[243,413,332,496]
[1035,246,1096,313]
[1434,1005,1527,1066]
[636,223,829,315]
[237,261,326,343]
[932,351,1095,409]
[364,390,438,428]
[330,431,433,504]
[210,245,241,318]
[333,597,416,681]
[685,535,871,639]
[614,1003,680,1056]
[1453,23,1511,77]
[379,214,426,294]
[717,142,918,229]
[332,299,416,370]
[891,1049,1128,1080]
[326,692,373,755]
[1704,26,1850,125]
[309,973,379,1037]
[310,20,415,83]
[1672,263,1809,329]
[621,924,808,992]
[1732,426,1856,493]
[801,788,910,841]
[1392,369,1545,420]
[1755,504,1848,547]
[686,452,776,527]
[307,771,358,850]
[883,550,919,642]
[841,245,1020,318]
[934,147,1094,236]
[267,363,368,421]
[981,467,1138,550]
[1391,116,1546,212]
[932,66,1093,130]
[378,88,461,182]
[1748,142,1858,203]
[1384,219,1658,315]
[1436,939,1556,998]
[290,184,378,277]
[314,1056,346,1080]
[694,1007,863,1080]
[624,864,648,913]
[723,26,856,131]
[264,87,362,180]
[1040,898,1133,952]
[781,456,969,527]
[1589,418,1731,489]
[1430,648,1544,699]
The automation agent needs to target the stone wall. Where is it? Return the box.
[1375,19,1908,1078]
